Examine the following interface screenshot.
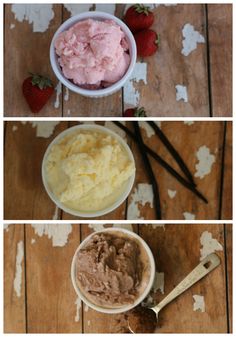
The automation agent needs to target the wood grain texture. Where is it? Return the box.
[4,121,232,220]
[4,122,69,219]
[4,224,26,333]
[207,4,232,116]
[139,224,228,333]
[4,223,231,333]
[124,4,210,116]
[220,122,232,220]
[25,224,82,333]
[4,4,232,117]
[4,4,63,117]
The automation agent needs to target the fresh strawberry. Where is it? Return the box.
[134,29,159,57]
[22,73,54,113]
[124,4,154,33]
[123,107,146,117]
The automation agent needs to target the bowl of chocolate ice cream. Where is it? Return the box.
[71,228,155,314]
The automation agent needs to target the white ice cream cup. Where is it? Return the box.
[71,227,156,314]
[42,124,135,218]
[50,11,137,98]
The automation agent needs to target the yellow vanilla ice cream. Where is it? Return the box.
[44,128,135,213]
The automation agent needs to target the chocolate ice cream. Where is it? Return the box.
[76,231,151,308]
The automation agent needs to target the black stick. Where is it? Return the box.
[113,121,208,204]
[133,122,162,220]
[147,121,196,186]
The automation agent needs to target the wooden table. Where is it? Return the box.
[4,4,232,117]
[4,121,232,220]
[4,223,232,333]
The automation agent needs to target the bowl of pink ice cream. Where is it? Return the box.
[50,11,137,98]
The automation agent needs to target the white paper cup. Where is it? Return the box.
[42,124,135,218]
[71,227,156,314]
[50,11,137,98]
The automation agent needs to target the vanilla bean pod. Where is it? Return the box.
[113,121,208,204]
[133,122,162,219]
[147,121,196,186]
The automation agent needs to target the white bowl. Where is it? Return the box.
[50,11,137,98]
[42,124,135,218]
[71,227,156,314]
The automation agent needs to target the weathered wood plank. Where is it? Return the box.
[4,224,26,333]
[25,224,82,333]
[225,224,232,332]
[4,4,63,117]
[220,122,232,220]
[123,4,210,116]
[4,122,69,219]
[207,4,232,117]
[139,224,228,332]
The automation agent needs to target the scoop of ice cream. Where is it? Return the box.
[76,233,144,307]
[54,19,130,88]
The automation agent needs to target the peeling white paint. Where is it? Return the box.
[13,241,24,298]
[175,85,188,102]
[52,206,59,220]
[153,271,165,294]
[193,294,205,312]
[31,224,72,247]
[54,82,62,109]
[95,4,116,14]
[184,121,194,125]
[22,121,59,138]
[67,109,71,115]
[195,145,216,179]
[113,224,134,232]
[75,297,81,322]
[84,304,89,312]
[200,231,223,260]
[167,189,177,199]
[181,23,205,56]
[183,212,195,220]
[139,122,155,138]
[10,23,15,29]
[11,4,54,32]
[31,238,36,244]
[124,62,147,106]
[12,125,18,132]
[144,224,165,230]
[87,320,91,326]
[4,224,12,231]
[64,4,92,16]
[64,87,70,101]
[88,224,106,232]
[127,183,153,220]
[104,121,126,141]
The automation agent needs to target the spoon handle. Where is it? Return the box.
[153,253,220,314]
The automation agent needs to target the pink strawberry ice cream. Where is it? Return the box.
[54,19,130,89]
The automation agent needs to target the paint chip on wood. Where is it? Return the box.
[181,23,205,56]
[24,121,60,138]
[95,4,116,14]
[52,206,59,220]
[193,295,205,312]
[64,4,92,16]
[10,23,15,29]
[54,82,62,108]
[184,121,194,125]
[11,4,54,32]
[167,189,177,199]
[144,224,165,230]
[14,241,24,298]
[124,62,147,106]
[195,145,216,179]
[153,272,165,294]
[31,224,72,247]
[200,231,223,260]
[183,212,195,220]
[75,297,81,322]
[4,224,12,231]
[127,183,153,220]
[31,238,36,244]
[64,87,70,101]
[104,121,127,141]
[175,85,188,102]
[12,125,18,132]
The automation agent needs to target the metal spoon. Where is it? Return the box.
[128,253,220,333]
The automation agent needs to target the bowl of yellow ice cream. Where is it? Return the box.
[42,124,136,217]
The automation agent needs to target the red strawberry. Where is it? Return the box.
[124,4,154,33]
[134,29,159,57]
[123,107,146,117]
[22,73,54,113]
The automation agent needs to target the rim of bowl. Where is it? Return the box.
[42,124,136,218]
[50,11,137,97]
[71,227,156,314]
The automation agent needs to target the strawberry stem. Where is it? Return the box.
[134,4,151,16]
[29,73,53,90]
[134,107,147,117]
